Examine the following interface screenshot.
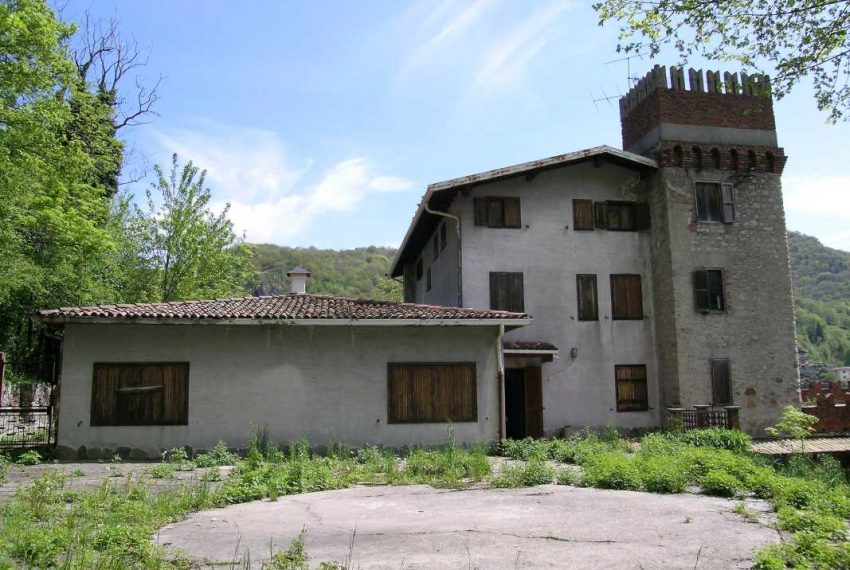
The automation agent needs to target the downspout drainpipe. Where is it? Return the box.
[496,324,506,441]
[424,203,463,307]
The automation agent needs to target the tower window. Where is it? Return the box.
[692,146,703,170]
[694,269,725,313]
[730,149,739,171]
[695,182,735,223]
[748,150,757,170]
[673,145,684,167]
[710,148,721,169]
[765,152,775,172]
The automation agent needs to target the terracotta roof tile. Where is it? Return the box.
[38,293,528,322]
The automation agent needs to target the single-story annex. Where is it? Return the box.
[39,291,529,459]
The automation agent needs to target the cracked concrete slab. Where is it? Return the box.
[157,484,779,569]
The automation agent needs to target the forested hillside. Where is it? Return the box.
[788,232,850,365]
[251,232,850,365]
[251,244,401,300]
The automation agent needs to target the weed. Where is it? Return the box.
[638,456,687,494]
[195,440,238,468]
[148,462,177,480]
[581,453,642,491]
[491,460,555,488]
[732,502,761,524]
[69,468,85,478]
[15,450,41,466]
[699,470,743,497]
[556,470,578,486]
[266,529,308,569]
[644,428,752,454]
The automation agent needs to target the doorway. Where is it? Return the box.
[505,367,543,439]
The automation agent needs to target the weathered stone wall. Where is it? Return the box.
[648,166,800,435]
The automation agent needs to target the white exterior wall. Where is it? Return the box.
[454,162,660,432]
[413,213,461,307]
[58,323,502,457]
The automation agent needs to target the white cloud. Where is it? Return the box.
[149,123,416,245]
[783,173,850,251]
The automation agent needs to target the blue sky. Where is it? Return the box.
[66,1,850,251]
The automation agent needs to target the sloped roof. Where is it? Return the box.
[38,293,529,324]
[390,145,657,276]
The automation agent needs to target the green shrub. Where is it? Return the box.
[680,447,756,482]
[776,505,847,540]
[581,453,642,491]
[404,444,491,486]
[699,470,743,497]
[654,428,752,453]
[777,454,847,487]
[491,460,555,488]
[15,450,41,466]
[498,438,547,461]
[638,457,687,494]
[194,441,237,468]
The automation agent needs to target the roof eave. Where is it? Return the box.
[389,146,657,276]
[39,315,532,328]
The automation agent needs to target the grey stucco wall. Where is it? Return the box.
[58,323,502,457]
[447,162,662,432]
[649,167,800,435]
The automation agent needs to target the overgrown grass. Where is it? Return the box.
[0,427,847,568]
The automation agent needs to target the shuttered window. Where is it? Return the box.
[387,363,477,423]
[573,199,594,231]
[92,363,189,426]
[711,359,733,405]
[593,201,650,231]
[611,274,643,320]
[490,272,524,312]
[576,274,598,321]
[473,197,521,228]
[694,269,725,312]
[615,365,648,412]
[695,182,735,223]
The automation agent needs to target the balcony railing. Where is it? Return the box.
[667,405,741,430]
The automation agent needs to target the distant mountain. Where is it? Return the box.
[248,232,850,365]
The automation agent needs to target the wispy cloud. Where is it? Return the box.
[396,0,574,102]
[470,2,571,92]
[783,173,850,251]
[149,123,415,245]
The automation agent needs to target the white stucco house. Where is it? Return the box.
[39,292,528,459]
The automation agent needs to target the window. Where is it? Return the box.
[576,274,598,321]
[594,201,650,231]
[573,199,594,231]
[387,363,477,423]
[610,274,643,320]
[426,267,432,291]
[694,269,725,313]
[91,363,189,426]
[440,223,447,251]
[489,272,524,312]
[473,197,521,228]
[615,365,648,412]
[695,182,735,222]
[711,359,732,405]
[433,235,439,260]
[416,258,423,281]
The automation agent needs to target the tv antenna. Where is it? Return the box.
[589,52,648,112]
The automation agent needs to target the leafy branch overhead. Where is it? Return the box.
[593,0,850,121]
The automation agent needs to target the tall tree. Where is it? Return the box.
[127,154,256,302]
[593,0,850,121]
[0,0,116,377]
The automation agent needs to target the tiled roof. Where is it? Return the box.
[503,341,558,351]
[38,294,528,322]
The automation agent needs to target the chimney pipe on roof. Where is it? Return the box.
[286,267,311,294]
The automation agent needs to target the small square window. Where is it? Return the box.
[694,269,725,313]
[615,365,648,412]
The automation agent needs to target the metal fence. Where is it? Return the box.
[0,407,55,449]
[668,407,732,430]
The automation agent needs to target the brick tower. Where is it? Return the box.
[620,65,800,435]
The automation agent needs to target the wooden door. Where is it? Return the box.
[524,367,544,438]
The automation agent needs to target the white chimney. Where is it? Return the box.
[286,267,311,294]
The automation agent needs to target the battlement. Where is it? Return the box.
[620,65,772,118]
[620,65,777,155]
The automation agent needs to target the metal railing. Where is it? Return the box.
[667,405,741,430]
[0,407,55,449]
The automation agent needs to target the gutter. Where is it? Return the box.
[496,324,506,441]
[424,203,463,307]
